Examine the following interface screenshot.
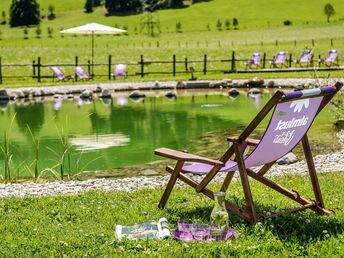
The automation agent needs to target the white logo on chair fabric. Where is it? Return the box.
[290,99,309,113]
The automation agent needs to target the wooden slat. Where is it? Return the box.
[155,148,223,166]
[302,135,324,207]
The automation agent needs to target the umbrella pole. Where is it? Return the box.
[92,31,94,78]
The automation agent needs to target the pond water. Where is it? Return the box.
[0,89,338,178]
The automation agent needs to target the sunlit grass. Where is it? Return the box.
[0,172,343,256]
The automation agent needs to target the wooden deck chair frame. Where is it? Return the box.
[155,82,343,224]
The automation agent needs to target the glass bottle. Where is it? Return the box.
[209,192,230,240]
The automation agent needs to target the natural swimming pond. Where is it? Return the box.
[0,89,338,179]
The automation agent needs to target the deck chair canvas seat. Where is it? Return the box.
[51,66,73,81]
[74,66,91,80]
[318,49,339,67]
[155,83,343,224]
[269,51,288,68]
[295,49,313,67]
[244,53,261,69]
[112,64,127,79]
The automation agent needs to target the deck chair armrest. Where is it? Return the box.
[227,137,260,146]
[154,147,223,166]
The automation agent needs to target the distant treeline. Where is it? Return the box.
[104,0,211,14]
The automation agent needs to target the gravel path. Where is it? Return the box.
[0,131,343,198]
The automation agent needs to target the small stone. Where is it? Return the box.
[80,90,93,99]
[277,152,298,165]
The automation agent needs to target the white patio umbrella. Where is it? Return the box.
[60,23,126,76]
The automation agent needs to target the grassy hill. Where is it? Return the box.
[0,0,344,85]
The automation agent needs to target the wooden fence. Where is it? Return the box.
[0,51,343,84]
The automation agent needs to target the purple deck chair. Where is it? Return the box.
[244,52,261,69]
[51,66,73,81]
[319,49,339,67]
[74,66,91,80]
[112,64,127,79]
[269,51,288,68]
[155,82,343,224]
[295,49,313,67]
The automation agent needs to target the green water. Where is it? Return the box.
[0,89,337,178]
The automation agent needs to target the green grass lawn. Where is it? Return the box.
[0,172,343,257]
[1,0,344,87]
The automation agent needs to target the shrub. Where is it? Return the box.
[233,17,239,29]
[283,20,292,26]
[176,21,182,32]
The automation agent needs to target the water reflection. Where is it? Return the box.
[15,102,45,135]
[0,93,277,176]
[70,133,130,151]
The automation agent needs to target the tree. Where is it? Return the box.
[47,4,56,20]
[169,0,184,8]
[216,19,222,31]
[47,26,53,38]
[324,3,335,23]
[233,17,239,29]
[23,27,28,39]
[85,0,94,13]
[10,0,40,27]
[225,19,230,30]
[105,0,142,14]
[35,25,41,38]
[176,21,182,32]
[93,0,102,6]
[1,11,6,25]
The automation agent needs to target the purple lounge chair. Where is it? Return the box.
[295,49,313,67]
[112,64,127,79]
[74,66,91,80]
[155,82,343,224]
[51,66,73,81]
[269,51,288,68]
[318,49,339,67]
[244,52,261,69]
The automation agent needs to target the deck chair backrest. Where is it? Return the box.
[325,49,338,62]
[74,66,89,79]
[114,64,127,76]
[242,86,336,168]
[251,53,261,65]
[51,66,65,80]
[299,50,312,63]
[274,51,287,64]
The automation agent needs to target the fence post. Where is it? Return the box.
[37,57,41,83]
[108,55,112,80]
[312,39,314,46]
[331,39,333,46]
[87,60,91,77]
[263,52,266,68]
[75,56,78,82]
[231,51,236,73]
[32,60,36,78]
[275,40,278,46]
[288,53,292,67]
[184,57,188,72]
[0,57,2,84]
[172,54,176,76]
[203,54,207,75]
[140,55,144,78]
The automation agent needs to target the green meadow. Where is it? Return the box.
[0,0,344,86]
[0,173,344,257]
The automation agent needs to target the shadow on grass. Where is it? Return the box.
[165,200,344,244]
